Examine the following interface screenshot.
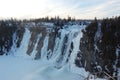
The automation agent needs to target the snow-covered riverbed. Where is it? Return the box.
[0,56,86,80]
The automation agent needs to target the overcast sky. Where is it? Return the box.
[0,0,120,19]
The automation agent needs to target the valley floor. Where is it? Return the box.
[0,56,107,80]
[0,56,84,80]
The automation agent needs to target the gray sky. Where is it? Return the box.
[0,0,120,19]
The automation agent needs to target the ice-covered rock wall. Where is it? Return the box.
[8,24,86,69]
[76,18,120,78]
[0,18,120,78]
[0,22,86,69]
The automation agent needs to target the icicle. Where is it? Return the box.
[30,34,42,59]
[14,28,31,59]
[8,32,18,56]
[41,34,49,60]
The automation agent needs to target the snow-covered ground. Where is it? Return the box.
[0,56,85,80]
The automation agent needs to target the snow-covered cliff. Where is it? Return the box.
[0,17,120,80]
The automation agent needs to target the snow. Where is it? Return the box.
[14,28,31,59]
[43,22,54,27]
[0,56,40,80]
[30,34,42,59]
[68,24,87,76]
[41,34,49,60]
[37,22,54,27]
[49,24,86,68]
[0,56,84,80]
[24,64,84,80]
[8,32,17,55]
[0,55,106,80]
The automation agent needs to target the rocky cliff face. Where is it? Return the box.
[76,17,120,78]
[0,17,120,78]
